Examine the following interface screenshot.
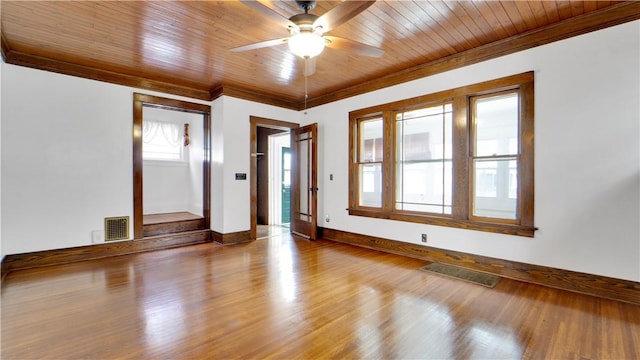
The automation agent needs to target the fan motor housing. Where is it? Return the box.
[289,13,319,27]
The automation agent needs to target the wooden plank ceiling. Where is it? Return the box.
[1,1,639,109]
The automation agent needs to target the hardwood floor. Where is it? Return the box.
[2,233,639,359]
[257,224,290,239]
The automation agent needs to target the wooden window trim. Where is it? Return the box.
[348,72,535,237]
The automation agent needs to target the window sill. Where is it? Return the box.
[347,208,536,237]
[143,159,189,167]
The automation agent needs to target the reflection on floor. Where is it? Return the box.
[257,224,290,239]
[4,231,638,358]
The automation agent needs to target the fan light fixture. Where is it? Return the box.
[288,29,325,58]
[232,0,384,67]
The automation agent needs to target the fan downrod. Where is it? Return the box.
[295,0,317,14]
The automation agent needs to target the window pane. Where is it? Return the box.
[473,159,517,219]
[474,93,518,157]
[396,103,452,214]
[474,160,497,197]
[299,137,309,221]
[143,120,183,160]
[359,164,382,207]
[360,118,383,162]
[396,161,452,214]
[397,105,452,161]
[283,152,291,186]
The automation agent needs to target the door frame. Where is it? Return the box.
[250,116,299,239]
[133,93,211,239]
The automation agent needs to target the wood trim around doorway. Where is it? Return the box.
[250,116,299,240]
[133,93,211,239]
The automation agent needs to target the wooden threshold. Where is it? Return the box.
[319,227,640,305]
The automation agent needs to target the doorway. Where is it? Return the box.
[250,116,298,240]
[133,93,211,239]
[280,146,292,225]
[257,133,291,239]
[268,133,292,227]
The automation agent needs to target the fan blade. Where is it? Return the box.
[324,36,384,58]
[303,57,316,76]
[313,1,375,33]
[238,0,297,29]
[230,37,289,52]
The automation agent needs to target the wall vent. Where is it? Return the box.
[104,216,129,241]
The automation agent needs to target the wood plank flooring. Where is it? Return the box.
[143,212,203,225]
[143,212,205,237]
[257,224,290,239]
[2,233,639,359]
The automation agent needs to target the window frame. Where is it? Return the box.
[348,72,535,237]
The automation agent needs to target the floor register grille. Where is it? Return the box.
[420,263,501,288]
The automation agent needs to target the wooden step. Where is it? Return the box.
[143,218,205,237]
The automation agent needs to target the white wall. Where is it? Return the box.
[211,97,225,233]
[210,96,299,234]
[0,63,208,256]
[306,20,640,281]
[142,108,203,215]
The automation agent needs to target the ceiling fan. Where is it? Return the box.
[231,0,384,76]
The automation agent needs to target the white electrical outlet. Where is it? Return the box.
[325,214,330,223]
[91,230,105,243]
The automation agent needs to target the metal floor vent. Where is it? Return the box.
[105,216,129,241]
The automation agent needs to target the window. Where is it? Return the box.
[356,116,384,208]
[142,120,186,161]
[396,103,452,214]
[349,72,535,236]
[471,92,519,220]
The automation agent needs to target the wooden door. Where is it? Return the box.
[290,123,318,239]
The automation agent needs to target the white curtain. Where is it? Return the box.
[143,120,181,146]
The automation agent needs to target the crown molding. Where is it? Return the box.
[2,1,639,110]
[1,32,10,63]
[211,84,300,110]
[3,49,212,101]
